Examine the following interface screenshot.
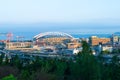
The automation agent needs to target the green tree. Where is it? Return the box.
[110,56,120,80]
[102,50,110,54]
[1,74,16,80]
[19,70,30,80]
[71,41,101,80]
[101,55,120,80]
[3,56,9,65]
[12,55,22,69]
[0,54,4,65]
[55,60,67,80]
[81,41,92,54]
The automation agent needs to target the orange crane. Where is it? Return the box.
[6,32,13,42]
[0,32,13,42]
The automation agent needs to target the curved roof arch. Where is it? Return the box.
[33,32,74,39]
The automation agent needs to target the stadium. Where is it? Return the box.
[33,32,74,46]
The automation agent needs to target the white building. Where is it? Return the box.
[73,47,82,55]
[102,45,113,53]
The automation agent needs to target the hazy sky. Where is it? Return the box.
[0,0,120,33]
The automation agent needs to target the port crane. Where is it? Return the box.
[0,32,13,42]
[16,36,25,42]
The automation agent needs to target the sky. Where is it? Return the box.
[0,0,120,33]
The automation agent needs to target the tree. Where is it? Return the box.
[71,41,101,80]
[64,62,71,80]
[101,50,110,54]
[0,54,4,65]
[55,60,67,80]
[12,55,22,69]
[3,56,9,65]
[1,74,16,80]
[19,70,30,80]
[110,56,120,80]
[81,41,92,54]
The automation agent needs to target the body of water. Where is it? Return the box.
[0,32,112,40]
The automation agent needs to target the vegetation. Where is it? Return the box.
[112,49,120,54]
[1,74,16,80]
[0,41,120,80]
[101,50,111,54]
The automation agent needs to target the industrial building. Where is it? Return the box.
[5,42,32,50]
[89,36,110,46]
